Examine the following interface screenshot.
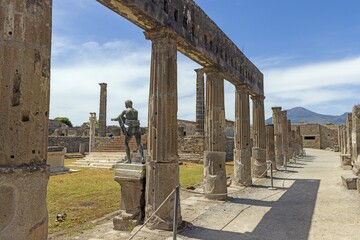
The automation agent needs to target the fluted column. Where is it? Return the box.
[0,1,52,239]
[234,85,252,186]
[266,124,275,167]
[287,119,293,160]
[144,28,181,230]
[195,68,205,137]
[346,113,352,155]
[281,111,288,163]
[251,95,267,177]
[98,83,107,137]
[272,107,283,166]
[89,112,96,152]
[203,68,227,200]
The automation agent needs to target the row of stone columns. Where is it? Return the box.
[271,107,303,168]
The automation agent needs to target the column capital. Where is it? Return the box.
[235,84,250,93]
[272,106,282,112]
[194,68,205,74]
[144,27,177,43]
[99,82,107,86]
[203,66,224,77]
[251,94,265,101]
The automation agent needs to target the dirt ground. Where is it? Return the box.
[52,148,360,240]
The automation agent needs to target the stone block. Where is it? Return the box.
[234,148,252,187]
[340,154,352,170]
[341,174,358,189]
[357,178,360,193]
[113,163,146,231]
[203,151,227,200]
[47,146,69,173]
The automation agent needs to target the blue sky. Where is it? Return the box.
[50,0,360,126]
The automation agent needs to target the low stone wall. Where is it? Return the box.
[48,137,89,153]
[178,136,204,154]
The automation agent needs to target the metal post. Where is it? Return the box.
[173,186,180,240]
[268,162,276,190]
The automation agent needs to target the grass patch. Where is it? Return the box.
[47,160,235,234]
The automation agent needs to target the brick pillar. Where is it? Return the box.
[266,124,275,167]
[281,111,288,163]
[98,82,107,137]
[234,85,252,186]
[203,68,227,200]
[144,28,181,230]
[251,95,267,177]
[89,112,96,152]
[0,1,52,239]
[272,107,283,166]
[195,68,205,137]
[352,105,360,175]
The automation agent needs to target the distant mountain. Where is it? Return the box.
[266,107,348,125]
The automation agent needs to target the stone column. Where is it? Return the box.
[281,111,288,163]
[352,105,360,175]
[234,85,252,186]
[195,68,205,137]
[89,112,96,152]
[272,107,283,166]
[287,120,293,160]
[346,113,352,155]
[251,95,267,177]
[338,125,344,154]
[203,68,227,199]
[0,1,52,239]
[266,124,275,167]
[98,82,107,137]
[144,28,181,230]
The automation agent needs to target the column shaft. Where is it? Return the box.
[144,28,181,230]
[272,107,283,166]
[89,112,96,152]
[352,105,360,175]
[98,83,107,137]
[234,85,252,186]
[195,68,205,136]
[203,68,227,199]
[0,1,52,239]
[251,95,267,177]
[281,111,288,163]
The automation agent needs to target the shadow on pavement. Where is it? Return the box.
[181,179,320,240]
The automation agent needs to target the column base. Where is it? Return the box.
[340,154,352,170]
[251,147,267,178]
[203,151,227,200]
[145,161,182,230]
[234,149,252,187]
[0,165,49,240]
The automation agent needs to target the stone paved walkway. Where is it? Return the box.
[53,149,360,240]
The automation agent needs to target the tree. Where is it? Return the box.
[54,117,73,127]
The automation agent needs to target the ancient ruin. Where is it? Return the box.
[98,83,108,137]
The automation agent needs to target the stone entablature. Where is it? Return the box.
[97,0,263,95]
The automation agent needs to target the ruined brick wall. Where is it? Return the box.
[320,125,338,149]
[48,137,89,153]
[298,124,321,149]
[178,136,204,154]
[178,120,196,136]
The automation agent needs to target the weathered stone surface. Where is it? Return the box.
[145,161,181,230]
[113,164,146,231]
[89,112,97,152]
[144,28,181,230]
[352,105,360,175]
[97,0,264,95]
[340,154,352,170]
[233,85,252,185]
[341,174,358,190]
[203,151,227,200]
[0,167,49,240]
[47,146,68,173]
[281,111,288,163]
[195,68,205,136]
[357,178,360,193]
[272,107,283,166]
[1,1,52,239]
[346,113,352,155]
[266,124,275,166]
[234,148,252,186]
[251,95,266,177]
[98,83,107,137]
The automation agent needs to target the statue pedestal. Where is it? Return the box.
[113,163,146,231]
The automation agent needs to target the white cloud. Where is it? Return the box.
[263,57,360,118]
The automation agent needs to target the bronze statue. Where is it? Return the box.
[111,100,144,164]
